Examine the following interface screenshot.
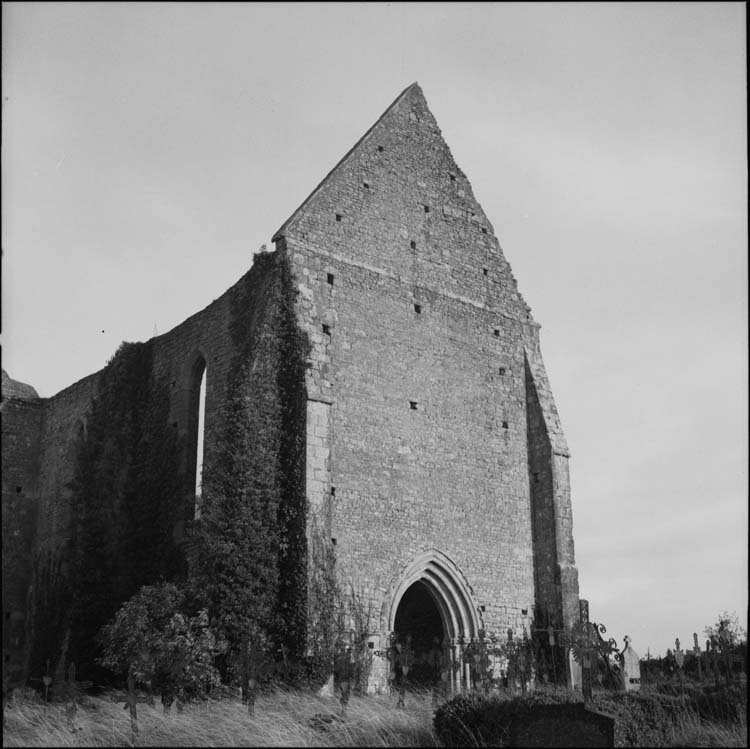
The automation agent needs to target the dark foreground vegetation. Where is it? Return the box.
[4,686,439,748]
[4,677,746,748]
[434,680,747,747]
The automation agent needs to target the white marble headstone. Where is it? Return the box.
[620,635,641,692]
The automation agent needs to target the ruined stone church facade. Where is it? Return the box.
[2,84,579,689]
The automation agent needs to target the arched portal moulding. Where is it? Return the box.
[373,549,483,693]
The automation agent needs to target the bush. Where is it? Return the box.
[645,681,747,724]
[433,687,582,747]
[692,683,747,724]
[589,690,687,747]
[433,685,743,748]
[97,582,226,704]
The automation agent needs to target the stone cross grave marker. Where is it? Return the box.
[692,633,702,680]
[674,638,685,670]
[705,638,719,682]
[674,638,686,691]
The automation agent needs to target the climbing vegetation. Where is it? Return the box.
[188,250,311,684]
[30,340,186,683]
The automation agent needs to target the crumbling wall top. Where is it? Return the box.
[2,369,40,401]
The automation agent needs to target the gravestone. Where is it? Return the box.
[569,649,583,691]
[674,638,685,670]
[692,633,702,680]
[620,635,640,692]
[318,673,334,698]
[510,703,615,748]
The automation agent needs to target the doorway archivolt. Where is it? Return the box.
[382,549,483,691]
[385,549,481,638]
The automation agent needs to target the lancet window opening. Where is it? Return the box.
[188,354,207,520]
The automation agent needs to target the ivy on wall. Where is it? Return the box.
[305,511,343,688]
[28,248,316,688]
[272,254,309,660]
[29,340,186,683]
[188,250,310,682]
[26,551,71,684]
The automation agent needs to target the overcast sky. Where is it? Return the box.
[2,2,746,657]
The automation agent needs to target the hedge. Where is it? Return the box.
[433,684,746,747]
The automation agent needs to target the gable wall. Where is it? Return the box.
[4,84,578,685]
[281,85,545,636]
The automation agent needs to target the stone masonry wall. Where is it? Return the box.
[20,252,287,683]
[525,333,579,629]
[6,83,578,685]
[525,358,559,623]
[34,374,99,561]
[276,84,577,639]
[1,383,44,684]
[31,254,282,565]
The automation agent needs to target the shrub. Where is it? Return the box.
[432,686,741,748]
[433,687,582,747]
[589,690,688,747]
[646,681,747,724]
[692,683,747,724]
[97,582,226,704]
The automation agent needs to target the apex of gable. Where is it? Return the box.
[271,84,532,323]
[272,82,432,242]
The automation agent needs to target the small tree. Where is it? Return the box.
[228,625,274,714]
[97,582,226,726]
[703,610,747,684]
[704,611,747,649]
[342,582,375,695]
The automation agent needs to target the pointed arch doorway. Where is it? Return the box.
[385,550,482,693]
[393,581,444,686]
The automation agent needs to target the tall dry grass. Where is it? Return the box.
[3,686,440,747]
[5,684,746,747]
[667,702,747,748]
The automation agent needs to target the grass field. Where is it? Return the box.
[669,711,747,748]
[3,686,440,747]
[3,684,746,747]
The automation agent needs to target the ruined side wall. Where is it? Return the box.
[34,375,99,561]
[31,254,279,564]
[1,394,44,684]
[23,250,291,681]
[280,85,543,638]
